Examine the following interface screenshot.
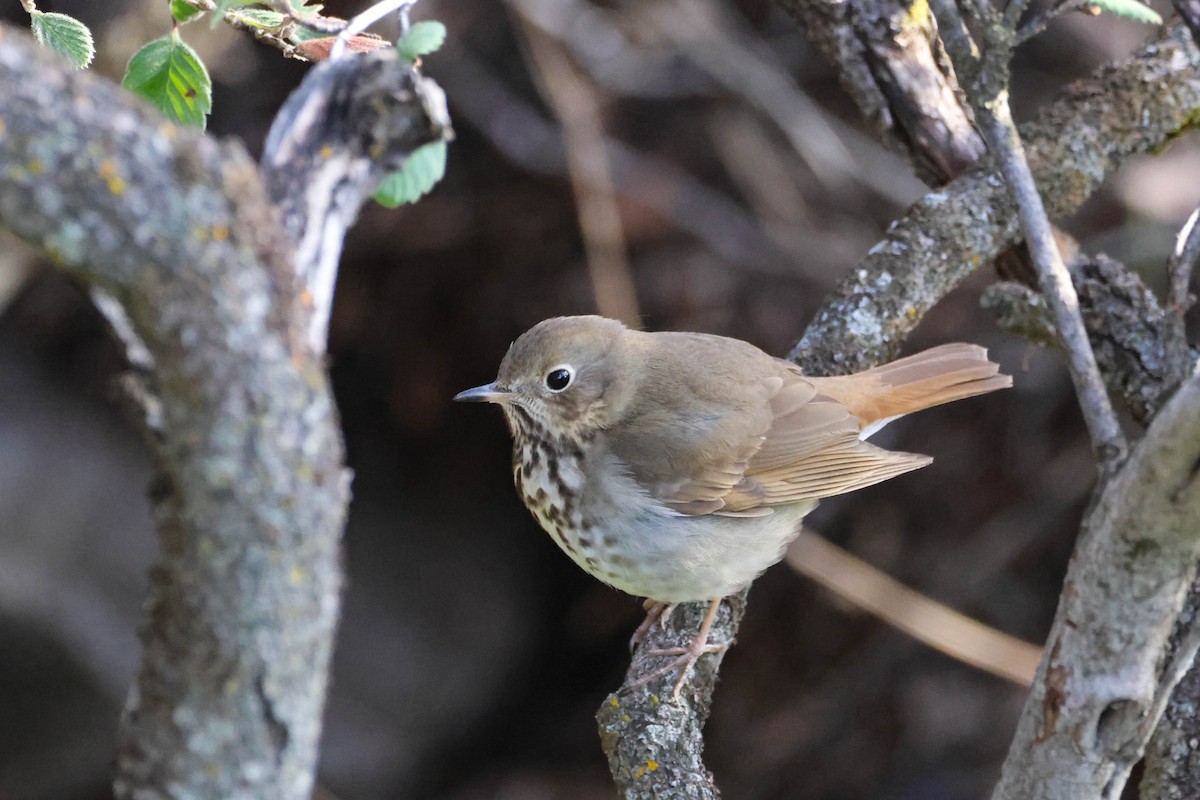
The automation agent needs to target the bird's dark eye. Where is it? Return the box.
[545,365,575,392]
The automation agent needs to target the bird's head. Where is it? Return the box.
[454,315,637,442]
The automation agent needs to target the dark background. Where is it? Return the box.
[0,1,1195,798]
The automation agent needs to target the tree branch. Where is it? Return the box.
[0,26,443,799]
[775,0,984,186]
[990,370,1200,800]
[984,252,1195,426]
[793,24,1200,376]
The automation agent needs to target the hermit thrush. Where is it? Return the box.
[456,316,1010,696]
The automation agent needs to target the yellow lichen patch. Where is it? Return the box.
[632,766,646,779]
[646,760,659,772]
[193,226,210,241]
[98,159,126,195]
[212,224,229,242]
[320,145,334,159]
[27,159,42,175]
[289,565,306,585]
[609,697,620,708]
[902,0,930,29]
[224,677,241,694]
[633,760,659,779]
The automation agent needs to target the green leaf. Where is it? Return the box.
[1088,0,1162,23]
[373,139,447,207]
[215,0,259,12]
[395,20,446,61]
[288,24,326,42]
[171,0,205,24]
[121,32,213,130]
[212,0,258,28]
[29,11,94,69]
[230,8,287,29]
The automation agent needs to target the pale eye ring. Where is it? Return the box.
[544,364,575,392]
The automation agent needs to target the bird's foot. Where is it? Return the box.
[628,601,676,652]
[623,598,727,701]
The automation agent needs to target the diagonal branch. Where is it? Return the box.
[793,24,1200,376]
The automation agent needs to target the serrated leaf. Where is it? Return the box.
[373,139,447,207]
[231,8,287,28]
[171,0,205,24]
[1088,0,1162,23]
[122,32,212,130]
[212,0,258,28]
[30,11,94,69]
[395,20,446,61]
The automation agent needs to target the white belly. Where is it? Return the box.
[513,441,814,603]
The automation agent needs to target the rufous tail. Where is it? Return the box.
[806,343,1011,426]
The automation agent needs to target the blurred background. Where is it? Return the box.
[0,0,1196,797]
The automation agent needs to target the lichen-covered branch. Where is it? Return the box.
[261,50,450,349]
[775,0,984,186]
[984,254,1195,426]
[793,24,1200,376]
[990,370,1200,800]
[597,595,744,799]
[0,26,442,799]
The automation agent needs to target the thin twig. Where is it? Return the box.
[982,101,1126,467]
[1167,206,1200,382]
[330,0,414,60]
[932,0,1127,469]
[1172,0,1200,43]
[1014,0,1091,46]
[786,532,1042,686]
[511,4,642,326]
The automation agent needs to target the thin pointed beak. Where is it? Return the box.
[453,382,510,403]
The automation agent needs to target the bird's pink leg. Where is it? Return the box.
[628,600,678,652]
[624,598,728,701]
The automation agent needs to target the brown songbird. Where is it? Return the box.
[456,316,1011,697]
